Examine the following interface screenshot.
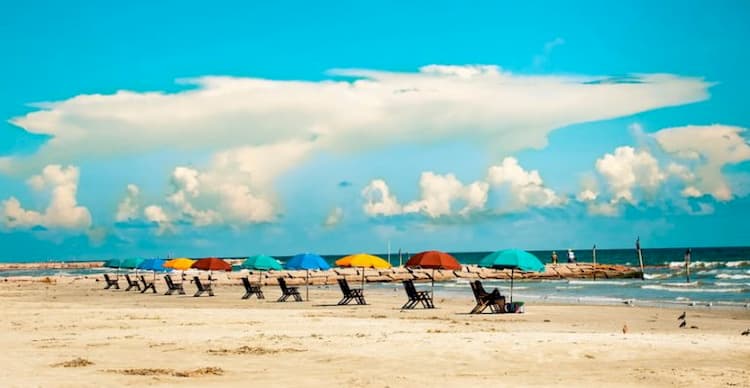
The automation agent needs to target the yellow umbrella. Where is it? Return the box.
[336,253,391,290]
[164,258,195,270]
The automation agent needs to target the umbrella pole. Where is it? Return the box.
[361,267,365,292]
[431,268,435,303]
[306,270,309,301]
[510,268,514,304]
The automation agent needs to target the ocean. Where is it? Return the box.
[2,246,749,309]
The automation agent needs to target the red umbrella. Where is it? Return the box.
[405,250,461,270]
[191,257,232,271]
[405,250,461,303]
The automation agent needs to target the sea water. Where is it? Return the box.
[2,247,749,309]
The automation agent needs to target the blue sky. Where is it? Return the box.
[1,1,749,260]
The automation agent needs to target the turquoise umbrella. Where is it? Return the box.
[120,258,145,269]
[479,249,545,303]
[241,255,282,284]
[104,258,124,268]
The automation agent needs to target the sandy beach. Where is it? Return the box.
[1,277,748,387]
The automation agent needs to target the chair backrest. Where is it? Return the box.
[164,275,174,288]
[338,278,351,294]
[104,274,112,282]
[193,276,204,290]
[139,275,147,283]
[470,280,482,301]
[125,274,133,284]
[278,277,289,292]
[402,280,417,298]
[241,277,252,289]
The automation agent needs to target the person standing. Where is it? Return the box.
[567,249,576,263]
[551,251,558,264]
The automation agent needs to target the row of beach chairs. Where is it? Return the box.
[103,274,522,313]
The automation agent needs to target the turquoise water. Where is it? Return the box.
[2,247,748,308]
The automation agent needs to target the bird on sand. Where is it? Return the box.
[677,311,686,320]
[622,324,628,334]
[679,320,687,328]
[742,329,749,336]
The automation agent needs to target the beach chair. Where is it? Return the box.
[164,274,186,295]
[470,280,506,314]
[139,275,157,294]
[124,274,141,291]
[241,277,265,300]
[103,274,120,290]
[193,276,214,297]
[337,278,366,305]
[401,280,434,309]
[276,277,302,302]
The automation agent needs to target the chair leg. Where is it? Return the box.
[242,292,251,299]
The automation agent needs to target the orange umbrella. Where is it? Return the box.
[405,250,461,303]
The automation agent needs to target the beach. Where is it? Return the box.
[1,278,748,387]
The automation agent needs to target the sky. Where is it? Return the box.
[1,1,749,260]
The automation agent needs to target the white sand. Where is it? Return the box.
[0,278,748,387]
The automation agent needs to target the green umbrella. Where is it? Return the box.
[104,259,124,268]
[479,249,545,304]
[241,255,282,284]
[120,258,145,269]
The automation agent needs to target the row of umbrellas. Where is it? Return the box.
[104,249,545,303]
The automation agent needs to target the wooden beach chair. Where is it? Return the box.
[470,280,505,314]
[103,274,120,290]
[276,277,302,302]
[193,276,214,297]
[164,274,186,295]
[401,280,434,309]
[124,274,141,291]
[241,277,265,300]
[337,278,366,305]
[139,275,157,294]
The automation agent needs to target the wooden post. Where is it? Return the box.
[592,244,597,281]
[685,248,691,283]
[636,236,645,280]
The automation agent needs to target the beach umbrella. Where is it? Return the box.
[104,258,125,277]
[164,258,195,270]
[285,253,331,301]
[405,250,461,303]
[336,253,391,290]
[137,258,168,282]
[120,258,145,269]
[191,257,232,286]
[241,255,282,284]
[479,249,545,303]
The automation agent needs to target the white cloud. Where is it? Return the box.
[143,205,172,235]
[7,65,710,175]
[533,37,565,68]
[362,179,403,216]
[323,207,343,227]
[653,125,750,201]
[362,158,560,218]
[402,172,489,217]
[595,146,665,203]
[487,157,565,209]
[1,165,91,230]
[577,189,598,202]
[115,184,140,222]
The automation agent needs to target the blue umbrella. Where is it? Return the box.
[137,259,168,272]
[285,253,330,301]
[479,249,546,303]
[137,259,168,282]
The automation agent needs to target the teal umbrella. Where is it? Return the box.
[241,255,282,284]
[104,258,124,268]
[479,249,545,303]
[120,258,145,269]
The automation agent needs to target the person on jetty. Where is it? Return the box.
[551,251,558,264]
[567,249,576,263]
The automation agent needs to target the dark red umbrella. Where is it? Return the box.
[191,257,232,271]
[405,250,461,303]
[405,250,461,270]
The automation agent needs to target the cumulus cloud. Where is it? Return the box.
[487,157,565,209]
[653,125,750,201]
[595,146,665,203]
[323,207,343,227]
[362,158,560,218]
[402,172,489,217]
[115,184,140,222]
[1,165,91,230]
[6,65,710,175]
[362,179,403,216]
[143,205,173,235]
